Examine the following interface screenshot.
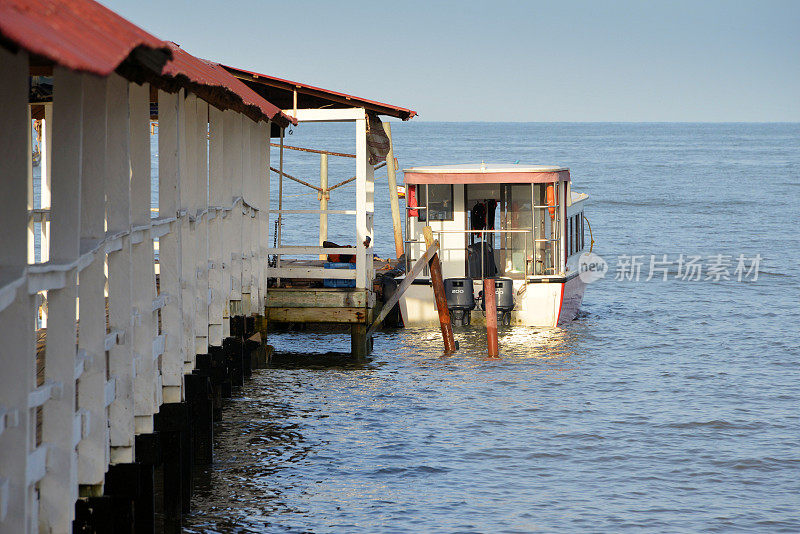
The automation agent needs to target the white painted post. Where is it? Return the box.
[366,139,375,286]
[77,74,110,489]
[0,46,37,534]
[105,74,134,464]
[233,114,244,315]
[249,119,260,315]
[240,118,252,315]
[319,153,328,260]
[180,94,197,371]
[158,89,186,403]
[194,99,210,355]
[38,66,84,532]
[257,121,270,311]
[35,104,53,331]
[208,106,225,346]
[223,111,242,320]
[129,82,159,434]
[355,113,369,289]
[40,102,52,265]
[27,104,35,266]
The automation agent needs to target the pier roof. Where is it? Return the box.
[0,0,171,76]
[0,0,294,127]
[222,64,417,121]
[131,43,296,127]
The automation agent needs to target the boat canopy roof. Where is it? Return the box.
[403,163,570,184]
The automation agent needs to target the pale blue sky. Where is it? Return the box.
[101,0,799,122]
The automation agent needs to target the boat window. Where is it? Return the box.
[501,184,533,276]
[573,215,579,254]
[569,216,573,255]
[419,184,453,221]
[532,183,560,275]
[580,212,585,250]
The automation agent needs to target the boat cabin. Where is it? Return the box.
[400,163,589,327]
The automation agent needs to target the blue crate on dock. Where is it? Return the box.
[323,262,356,288]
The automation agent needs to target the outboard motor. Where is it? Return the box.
[477,277,515,326]
[495,278,515,326]
[444,278,475,326]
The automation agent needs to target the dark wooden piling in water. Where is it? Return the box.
[423,226,457,354]
[484,278,499,357]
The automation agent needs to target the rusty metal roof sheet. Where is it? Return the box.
[223,64,418,121]
[0,0,171,76]
[0,0,294,127]
[159,43,296,127]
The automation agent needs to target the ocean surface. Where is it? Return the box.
[47,121,793,533]
[176,122,800,533]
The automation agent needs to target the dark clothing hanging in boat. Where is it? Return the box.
[470,200,497,231]
[486,199,497,230]
[471,202,486,231]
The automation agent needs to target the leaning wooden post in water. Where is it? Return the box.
[484,278,499,357]
[423,226,456,353]
[383,122,404,259]
[319,152,328,260]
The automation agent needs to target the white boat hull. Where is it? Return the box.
[398,275,585,328]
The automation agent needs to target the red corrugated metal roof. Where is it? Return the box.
[223,64,418,121]
[0,0,294,127]
[0,0,171,76]
[162,43,296,126]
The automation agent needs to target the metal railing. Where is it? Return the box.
[405,228,563,280]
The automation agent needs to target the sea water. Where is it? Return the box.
[167,122,797,532]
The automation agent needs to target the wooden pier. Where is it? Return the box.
[266,287,375,359]
[0,1,416,532]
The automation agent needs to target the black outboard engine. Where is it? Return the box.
[477,277,515,326]
[495,278,515,326]
[444,278,475,326]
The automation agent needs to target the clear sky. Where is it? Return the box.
[100,0,799,122]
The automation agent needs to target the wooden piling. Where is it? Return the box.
[423,226,456,353]
[484,278,499,357]
[383,122,404,259]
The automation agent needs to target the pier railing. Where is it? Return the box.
[0,47,272,533]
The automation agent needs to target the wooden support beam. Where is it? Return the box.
[266,288,369,308]
[367,241,438,336]
[383,122,404,260]
[281,107,365,122]
[423,227,456,354]
[265,267,356,280]
[266,306,368,324]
